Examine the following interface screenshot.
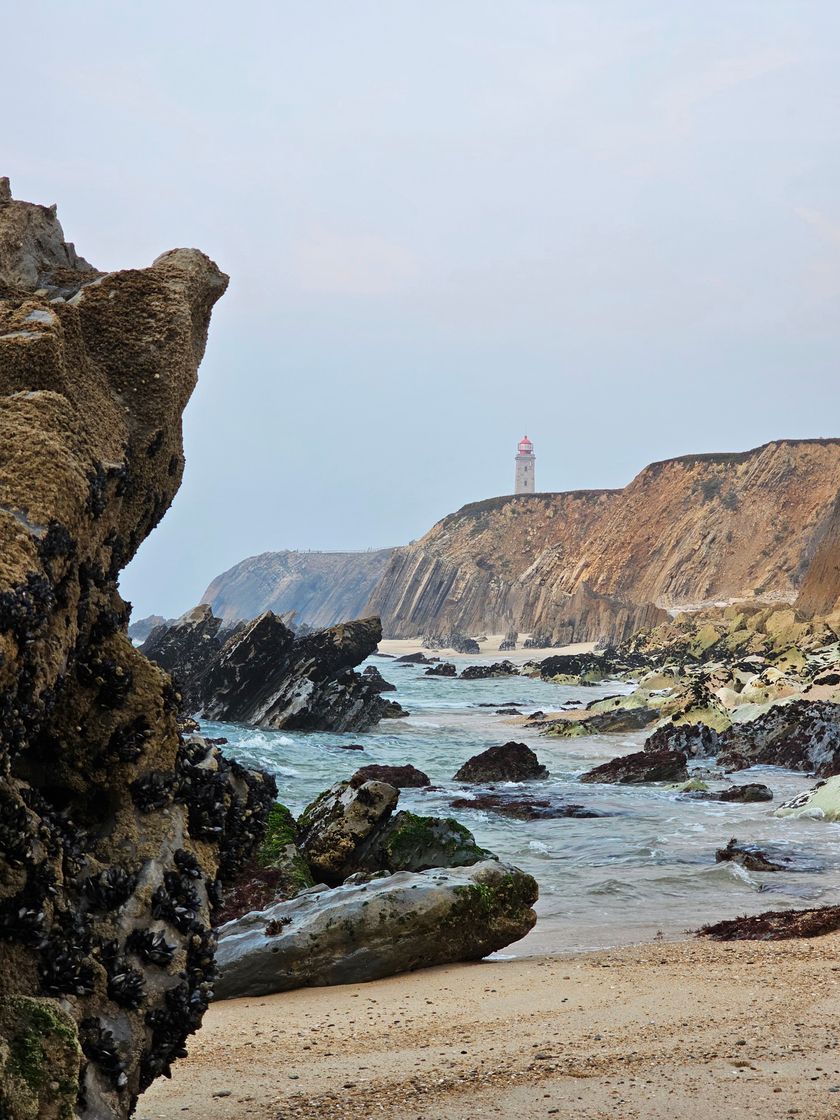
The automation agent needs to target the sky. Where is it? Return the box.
[5,1,840,618]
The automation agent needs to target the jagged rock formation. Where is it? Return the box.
[579,748,689,785]
[366,441,840,643]
[200,548,396,627]
[716,701,840,777]
[0,181,273,1119]
[142,609,403,732]
[127,614,167,644]
[213,860,538,999]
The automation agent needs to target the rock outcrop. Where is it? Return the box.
[796,490,840,620]
[0,182,273,1118]
[213,860,538,999]
[716,701,840,777]
[143,610,404,732]
[579,748,689,785]
[453,742,548,783]
[365,441,840,643]
[200,548,396,628]
[350,764,430,787]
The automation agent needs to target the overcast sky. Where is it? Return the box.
[6,1,840,618]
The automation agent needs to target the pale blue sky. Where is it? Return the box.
[5,1,840,617]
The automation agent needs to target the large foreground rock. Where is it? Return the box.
[0,182,272,1118]
[143,609,403,731]
[213,860,538,998]
[580,748,688,784]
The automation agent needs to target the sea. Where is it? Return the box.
[202,653,840,956]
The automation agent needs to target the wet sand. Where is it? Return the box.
[142,933,840,1120]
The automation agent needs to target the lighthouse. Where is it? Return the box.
[514,435,535,494]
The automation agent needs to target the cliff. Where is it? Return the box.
[200,548,395,628]
[367,440,840,643]
[796,489,840,620]
[0,180,272,1119]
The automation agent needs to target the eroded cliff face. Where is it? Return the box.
[201,548,396,628]
[0,181,272,1119]
[796,490,840,621]
[367,441,840,643]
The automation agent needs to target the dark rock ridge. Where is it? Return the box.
[460,660,519,680]
[127,613,167,644]
[142,609,404,732]
[425,662,456,677]
[350,764,430,788]
[200,548,396,628]
[453,742,549,783]
[0,182,273,1118]
[450,794,604,820]
[579,748,689,785]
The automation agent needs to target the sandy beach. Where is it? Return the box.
[376,636,597,665]
[143,934,840,1120]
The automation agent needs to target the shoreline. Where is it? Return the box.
[375,635,597,664]
[142,932,840,1120]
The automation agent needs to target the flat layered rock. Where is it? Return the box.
[213,860,538,999]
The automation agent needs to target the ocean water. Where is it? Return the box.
[203,654,840,955]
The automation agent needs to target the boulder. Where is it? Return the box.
[682,783,773,803]
[395,652,432,664]
[775,775,840,822]
[0,182,273,1118]
[350,764,431,788]
[716,701,840,777]
[579,748,688,784]
[449,635,481,654]
[644,721,721,758]
[296,780,399,886]
[460,660,519,680]
[213,860,538,998]
[425,662,457,677]
[361,664,397,692]
[354,811,491,873]
[453,742,549,782]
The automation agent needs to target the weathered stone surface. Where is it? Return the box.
[350,764,430,788]
[715,838,789,872]
[353,811,490,873]
[425,661,456,677]
[453,742,549,783]
[543,705,660,737]
[361,664,396,691]
[644,721,721,758]
[682,782,773,803]
[145,610,402,732]
[579,748,688,785]
[296,780,399,886]
[716,701,840,777]
[213,860,538,999]
[127,613,167,644]
[0,183,273,1118]
[775,775,840,821]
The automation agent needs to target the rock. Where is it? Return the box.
[424,662,457,677]
[775,776,840,821]
[450,794,604,820]
[146,610,403,732]
[453,742,549,783]
[213,860,538,998]
[331,742,365,751]
[543,705,660,737]
[716,700,840,777]
[350,764,431,788]
[460,660,519,680]
[0,183,273,1118]
[644,721,721,758]
[127,613,168,644]
[296,780,399,886]
[538,651,617,682]
[361,664,397,691]
[715,783,774,803]
[395,652,432,663]
[354,811,491,873]
[449,634,480,654]
[715,838,789,872]
[579,748,688,784]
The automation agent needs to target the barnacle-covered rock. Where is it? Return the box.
[0,180,274,1119]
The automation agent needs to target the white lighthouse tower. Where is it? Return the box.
[514,435,536,494]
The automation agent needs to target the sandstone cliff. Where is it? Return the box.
[0,181,272,1119]
[795,490,840,620]
[201,548,395,628]
[366,440,840,643]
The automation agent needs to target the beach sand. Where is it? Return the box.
[376,636,596,665]
[142,934,840,1119]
